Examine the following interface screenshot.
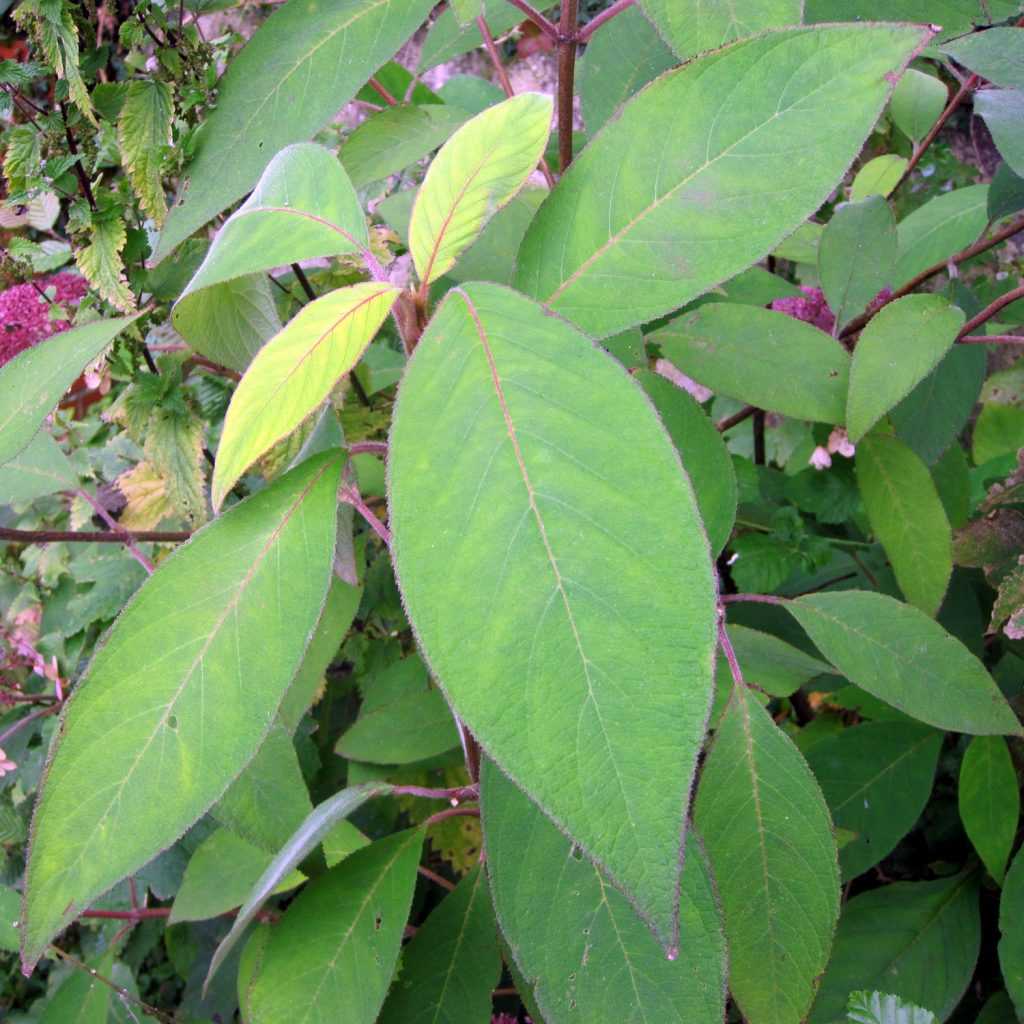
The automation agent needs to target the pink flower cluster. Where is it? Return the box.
[0,272,88,367]
[770,286,836,333]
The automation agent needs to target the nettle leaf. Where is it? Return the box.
[117,79,173,226]
[959,735,1020,884]
[0,315,140,467]
[810,873,981,1024]
[483,761,727,1024]
[22,453,344,969]
[639,0,802,61]
[888,69,946,143]
[894,185,989,284]
[974,89,1024,178]
[154,0,436,261]
[719,623,832,698]
[245,829,422,1024]
[212,283,399,510]
[806,721,942,881]
[409,93,552,287]
[389,283,717,950]
[846,991,936,1024]
[856,432,952,617]
[0,431,76,503]
[516,23,932,338]
[635,369,736,555]
[1001,850,1024,1017]
[145,404,207,526]
[787,591,1021,736]
[695,687,839,1024]
[942,27,1024,91]
[847,295,964,443]
[74,214,134,313]
[818,196,897,332]
[378,863,500,1024]
[653,304,849,423]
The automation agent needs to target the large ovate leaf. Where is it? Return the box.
[212,283,399,509]
[942,28,1024,91]
[810,874,981,1023]
[0,315,140,467]
[245,829,422,1024]
[483,761,726,1024]
[154,0,435,262]
[652,304,850,422]
[378,863,501,1024]
[856,433,952,617]
[893,185,989,284]
[788,591,1021,736]
[389,283,717,951]
[959,735,1019,884]
[21,453,344,970]
[409,93,552,287]
[806,721,942,880]
[515,23,931,338]
[695,687,839,1024]
[1001,850,1024,1017]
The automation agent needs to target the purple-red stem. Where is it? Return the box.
[557,0,579,173]
[348,441,388,457]
[76,489,154,574]
[340,483,391,546]
[422,806,481,829]
[721,593,787,607]
[958,283,1024,338]
[503,0,559,38]
[0,704,60,748]
[392,783,479,803]
[576,0,636,42]
[0,527,190,545]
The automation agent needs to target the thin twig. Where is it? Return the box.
[393,783,479,802]
[958,283,1024,338]
[418,865,456,891]
[504,0,559,38]
[0,704,59,748]
[0,527,190,545]
[60,103,96,210]
[79,907,169,920]
[348,441,388,457]
[368,76,399,107]
[339,483,391,546]
[557,0,579,173]
[291,263,317,302]
[960,333,1024,344]
[720,593,787,606]
[576,0,636,43]
[716,405,756,433]
[718,620,745,693]
[76,489,154,574]
[422,806,481,828]
[752,410,766,465]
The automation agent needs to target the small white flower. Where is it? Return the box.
[809,446,832,471]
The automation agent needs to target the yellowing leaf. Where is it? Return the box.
[75,214,134,313]
[212,282,399,509]
[116,460,174,530]
[409,93,552,287]
[118,79,173,226]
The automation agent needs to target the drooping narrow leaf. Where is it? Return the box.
[652,304,850,422]
[806,722,943,880]
[635,369,736,555]
[847,295,964,443]
[695,687,839,1024]
[378,863,501,1024]
[212,283,399,510]
[516,24,932,338]
[818,196,897,332]
[788,591,1021,736]
[245,829,422,1024]
[0,430,76,503]
[856,433,952,616]
[154,0,436,262]
[719,623,832,698]
[974,90,1024,178]
[959,735,1020,884]
[810,874,981,1023]
[483,761,726,1024]
[206,782,392,986]
[942,28,1024,91]
[888,69,947,143]
[1001,850,1024,1017]
[389,283,717,951]
[22,453,344,970]
[893,185,989,284]
[0,315,140,467]
[409,93,552,287]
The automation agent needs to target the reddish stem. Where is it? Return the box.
[79,907,171,920]
[557,0,579,173]
[393,784,479,802]
[0,527,190,545]
[720,593,787,607]
[960,333,1024,344]
[957,283,1024,338]
[76,489,154,574]
[504,0,559,39]
[368,76,399,107]
[716,405,756,433]
[576,0,636,43]
[418,865,456,891]
[422,806,481,828]
[348,441,388,457]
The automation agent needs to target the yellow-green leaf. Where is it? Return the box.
[117,79,173,225]
[74,214,134,313]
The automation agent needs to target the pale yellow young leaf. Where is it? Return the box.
[212,282,399,510]
[409,92,552,287]
[116,461,174,530]
[118,80,173,226]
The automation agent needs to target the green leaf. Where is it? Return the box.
[720,623,832,698]
[809,873,981,1023]
[942,28,1024,91]
[974,89,1024,178]
[652,304,850,422]
[976,991,1017,1024]
[638,0,802,60]
[378,864,500,1024]
[818,196,897,332]
[483,761,727,1024]
[931,442,970,530]
[336,656,459,765]
[989,161,1024,222]
[206,781,392,986]
[40,950,115,1024]
[850,155,908,202]
[154,0,436,262]
[848,295,964,443]
[389,283,717,951]
[342,104,470,188]
[894,184,989,284]
[418,0,528,70]
[212,283,399,509]
[1000,850,1024,1017]
[75,213,134,313]
[117,79,173,226]
[0,315,140,468]
[806,721,942,881]
[805,0,1018,41]
[774,221,824,263]
[635,369,736,555]
[515,24,931,338]
[889,69,947,143]
[145,403,207,526]
[0,885,19,952]
[245,829,422,1024]
[846,991,936,1024]
[0,431,76,503]
[959,735,1019,884]
[856,433,952,616]
[170,828,305,923]
[409,93,552,287]
[787,591,1021,735]
[578,5,676,134]
[695,687,839,1024]
[21,453,344,970]
[450,0,483,26]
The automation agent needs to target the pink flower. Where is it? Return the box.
[809,446,832,471]
[0,272,89,367]
[0,749,16,778]
[827,427,855,459]
[771,286,836,334]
